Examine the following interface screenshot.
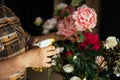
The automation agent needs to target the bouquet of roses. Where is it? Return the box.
[34,1,120,80]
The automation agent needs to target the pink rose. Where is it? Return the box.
[72,5,97,31]
[57,15,77,37]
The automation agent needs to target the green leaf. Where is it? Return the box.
[71,0,85,7]
[64,42,77,52]
[85,63,92,75]
[85,61,95,78]
[79,55,85,73]
[67,54,73,60]
[97,76,110,80]
[98,71,111,79]
[79,61,85,74]
[47,68,53,80]
[77,31,84,43]
[85,50,101,57]
[85,60,99,71]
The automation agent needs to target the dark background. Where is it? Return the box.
[99,0,120,40]
[5,0,54,36]
[4,0,120,39]
[100,1,120,79]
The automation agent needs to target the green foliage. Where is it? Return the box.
[71,0,85,7]
[77,31,84,43]
[54,8,70,17]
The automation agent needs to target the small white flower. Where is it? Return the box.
[63,64,74,73]
[42,29,49,34]
[113,60,120,77]
[34,17,43,26]
[56,47,61,54]
[104,36,118,49]
[49,18,57,26]
[54,46,64,58]
[51,60,56,66]
[116,74,120,77]
[73,56,77,60]
[55,3,67,9]
[83,77,87,80]
[52,54,58,59]
[56,47,64,54]
[42,18,57,30]
[60,47,64,52]
[42,24,52,30]
[70,76,81,80]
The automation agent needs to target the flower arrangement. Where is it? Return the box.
[34,0,120,80]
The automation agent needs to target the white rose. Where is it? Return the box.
[104,36,118,49]
[70,76,81,80]
[63,64,74,73]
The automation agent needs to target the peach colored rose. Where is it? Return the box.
[95,56,107,68]
[57,15,77,37]
[72,5,97,31]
